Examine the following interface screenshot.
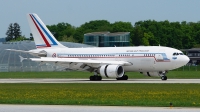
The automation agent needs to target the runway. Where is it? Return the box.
[0,79,200,83]
[0,105,200,112]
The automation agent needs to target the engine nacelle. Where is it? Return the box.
[99,65,124,78]
[141,72,160,77]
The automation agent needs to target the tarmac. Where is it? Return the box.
[0,78,199,83]
[0,105,199,112]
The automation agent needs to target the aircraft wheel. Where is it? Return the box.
[123,75,128,80]
[90,76,102,81]
[116,75,128,80]
[90,76,94,81]
[161,76,167,81]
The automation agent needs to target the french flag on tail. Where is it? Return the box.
[27,13,66,49]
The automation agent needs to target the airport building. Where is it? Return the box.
[84,32,130,47]
[0,41,94,72]
[183,48,200,66]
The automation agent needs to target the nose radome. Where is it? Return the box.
[185,56,190,62]
[182,56,190,65]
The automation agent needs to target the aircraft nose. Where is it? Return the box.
[181,55,190,65]
[173,55,190,69]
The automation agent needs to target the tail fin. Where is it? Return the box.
[27,13,66,49]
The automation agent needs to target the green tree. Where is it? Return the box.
[13,23,21,40]
[47,22,76,41]
[5,23,14,41]
[132,26,144,46]
[30,33,33,40]
[62,35,77,43]
[73,20,111,43]
[73,27,85,43]
[111,21,133,32]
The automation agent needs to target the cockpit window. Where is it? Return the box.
[173,52,184,56]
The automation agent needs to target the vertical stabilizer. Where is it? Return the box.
[27,13,66,49]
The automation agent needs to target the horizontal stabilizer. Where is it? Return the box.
[6,49,31,53]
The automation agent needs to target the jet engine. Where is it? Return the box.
[141,72,160,77]
[99,65,124,78]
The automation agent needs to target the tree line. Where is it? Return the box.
[47,20,200,49]
[6,20,200,49]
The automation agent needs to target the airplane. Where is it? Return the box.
[7,13,190,81]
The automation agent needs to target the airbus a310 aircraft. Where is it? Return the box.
[7,13,190,81]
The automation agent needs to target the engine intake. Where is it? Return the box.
[99,65,124,78]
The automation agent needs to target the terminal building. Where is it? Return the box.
[84,32,130,47]
[183,48,200,66]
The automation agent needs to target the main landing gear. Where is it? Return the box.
[89,75,128,81]
[116,75,128,80]
[89,72,128,81]
[89,76,102,81]
[89,71,102,81]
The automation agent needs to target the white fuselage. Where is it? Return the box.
[33,46,189,72]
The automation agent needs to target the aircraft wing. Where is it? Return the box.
[30,57,132,66]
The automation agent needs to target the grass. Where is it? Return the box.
[0,83,200,107]
[0,71,199,79]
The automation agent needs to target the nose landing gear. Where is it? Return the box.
[160,71,168,81]
[161,76,167,80]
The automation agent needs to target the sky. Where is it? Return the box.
[0,0,200,38]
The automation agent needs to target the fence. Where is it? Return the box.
[174,65,200,71]
[0,66,66,72]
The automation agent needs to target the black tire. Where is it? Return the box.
[164,76,167,80]
[89,76,102,81]
[123,75,128,80]
[161,76,167,81]
[116,75,128,80]
[90,76,94,81]
[98,76,102,80]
